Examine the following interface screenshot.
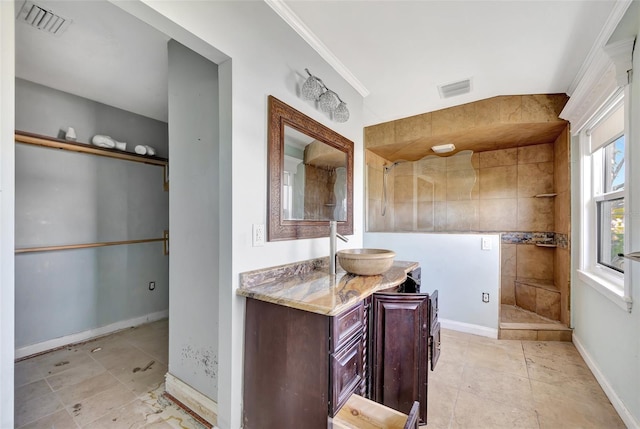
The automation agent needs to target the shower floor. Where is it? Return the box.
[499,304,572,341]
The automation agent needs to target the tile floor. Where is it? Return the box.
[14,319,207,429]
[16,320,624,429]
[424,329,625,428]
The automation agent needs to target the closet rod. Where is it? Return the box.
[15,237,167,254]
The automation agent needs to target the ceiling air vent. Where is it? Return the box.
[438,78,472,99]
[16,1,72,36]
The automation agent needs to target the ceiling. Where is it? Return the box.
[15,0,619,128]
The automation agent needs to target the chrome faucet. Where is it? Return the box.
[329,220,349,275]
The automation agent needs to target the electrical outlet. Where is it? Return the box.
[148,281,156,291]
[481,236,492,250]
[482,292,489,303]
[253,224,265,247]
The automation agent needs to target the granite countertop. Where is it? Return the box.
[237,260,419,316]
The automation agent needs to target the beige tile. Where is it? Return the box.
[521,94,567,123]
[537,330,571,341]
[446,200,478,231]
[479,198,518,231]
[521,340,582,363]
[474,97,501,126]
[46,360,106,391]
[393,202,414,230]
[464,341,528,378]
[14,379,52,405]
[517,197,554,231]
[364,121,395,148]
[432,103,476,136]
[426,378,457,429]
[501,276,516,305]
[517,162,554,197]
[516,245,554,280]
[367,199,384,232]
[554,130,570,194]
[112,360,168,397]
[394,175,414,202]
[536,288,561,321]
[67,383,136,427]
[531,379,625,429]
[14,359,45,387]
[518,143,553,164]
[501,244,517,277]
[15,390,64,428]
[18,409,78,429]
[500,96,522,123]
[433,201,448,231]
[515,283,536,312]
[450,390,539,429]
[479,165,517,199]
[31,348,95,377]
[395,112,432,143]
[417,201,436,231]
[554,190,570,234]
[82,399,163,429]
[478,148,518,168]
[499,329,538,340]
[525,354,601,395]
[446,169,477,201]
[416,176,435,202]
[56,371,121,407]
[460,365,534,411]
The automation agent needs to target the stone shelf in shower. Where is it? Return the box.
[534,193,558,198]
[535,243,557,248]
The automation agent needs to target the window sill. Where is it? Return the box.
[577,269,632,312]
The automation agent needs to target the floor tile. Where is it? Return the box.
[46,360,106,391]
[14,390,64,428]
[17,409,78,429]
[426,377,457,429]
[464,340,528,378]
[450,390,539,429]
[67,383,136,427]
[14,379,52,405]
[82,399,164,428]
[14,359,46,387]
[460,365,535,412]
[56,372,121,407]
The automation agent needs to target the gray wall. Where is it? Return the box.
[16,78,169,158]
[167,40,220,400]
[15,80,169,349]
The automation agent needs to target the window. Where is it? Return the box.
[578,92,631,311]
[595,135,625,272]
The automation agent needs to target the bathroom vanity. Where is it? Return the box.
[238,259,439,429]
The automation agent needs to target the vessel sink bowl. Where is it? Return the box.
[337,248,396,276]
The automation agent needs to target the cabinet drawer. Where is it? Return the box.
[331,301,364,353]
[329,335,364,416]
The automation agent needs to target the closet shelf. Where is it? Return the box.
[15,131,169,190]
[534,193,557,198]
[15,130,168,166]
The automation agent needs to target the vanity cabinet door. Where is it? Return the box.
[370,293,429,424]
[429,290,441,370]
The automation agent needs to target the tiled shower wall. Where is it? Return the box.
[367,128,571,324]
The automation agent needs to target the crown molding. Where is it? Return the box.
[566,0,633,96]
[264,0,370,98]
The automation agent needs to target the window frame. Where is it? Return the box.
[578,90,632,312]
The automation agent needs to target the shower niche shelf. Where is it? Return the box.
[534,193,557,198]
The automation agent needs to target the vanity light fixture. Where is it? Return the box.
[431,143,456,154]
[301,68,350,123]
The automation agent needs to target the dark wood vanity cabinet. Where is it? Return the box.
[370,290,439,423]
[242,285,439,429]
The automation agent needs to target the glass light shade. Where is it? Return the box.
[319,90,339,113]
[301,76,323,100]
[333,101,350,122]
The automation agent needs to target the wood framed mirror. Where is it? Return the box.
[268,96,353,241]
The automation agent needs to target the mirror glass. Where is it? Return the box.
[268,96,353,241]
[283,125,347,221]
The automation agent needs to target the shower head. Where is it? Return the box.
[383,160,408,173]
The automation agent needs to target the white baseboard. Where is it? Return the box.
[15,309,169,360]
[440,318,498,339]
[165,372,218,427]
[573,333,639,429]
